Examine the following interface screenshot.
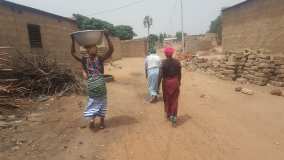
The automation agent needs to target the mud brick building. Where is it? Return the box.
[222,0,284,54]
[0,0,147,73]
[185,33,217,54]
[89,37,147,61]
[0,0,80,71]
[121,38,147,57]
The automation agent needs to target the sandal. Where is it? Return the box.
[171,116,177,127]
[99,124,105,129]
[89,120,95,129]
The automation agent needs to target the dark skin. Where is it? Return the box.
[71,30,114,129]
[145,62,148,79]
[71,30,114,63]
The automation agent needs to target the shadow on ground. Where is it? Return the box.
[106,115,139,128]
[176,114,192,127]
[130,72,144,77]
[89,115,139,132]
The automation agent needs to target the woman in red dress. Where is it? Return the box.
[159,47,181,127]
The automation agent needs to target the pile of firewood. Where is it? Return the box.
[0,47,83,109]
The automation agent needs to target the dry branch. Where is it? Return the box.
[0,49,83,109]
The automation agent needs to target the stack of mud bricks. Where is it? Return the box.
[216,51,246,81]
[216,60,236,80]
[193,57,210,71]
[242,51,273,86]
[270,56,284,87]
[191,49,284,87]
[211,59,222,73]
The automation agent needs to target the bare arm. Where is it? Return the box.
[82,67,88,80]
[145,58,148,78]
[99,31,114,61]
[71,36,82,62]
[158,63,163,88]
[178,62,182,85]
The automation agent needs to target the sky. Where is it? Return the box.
[8,0,245,37]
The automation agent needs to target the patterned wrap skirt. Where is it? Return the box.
[84,75,107,118]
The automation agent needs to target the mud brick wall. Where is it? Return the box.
[191,49,284,87]
[98,37,146,61]
[121,38,147,57]
[98,37,123,62]
[110,37,123,61]
[0,3,81,72]
[270,57,284,87]
[185,33,217,53]
[222,0,284,54]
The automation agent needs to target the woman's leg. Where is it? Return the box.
[170,88,180,127]
[89,116,96,128]
[163,82,170,119]
[170,89,180,117]
[148,68,159,102]
[84,98,96,128]
[98,97,107,129]
[99,117,105,129]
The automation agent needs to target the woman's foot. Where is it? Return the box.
[99,117,105,129]
[150,96,158,103]
[165,114,170,121]
[149,96,155,103]
[89,119,95,129]
[99,124,105,129]
[170,116,177,127]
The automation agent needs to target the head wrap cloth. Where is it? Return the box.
[164,47,175,57]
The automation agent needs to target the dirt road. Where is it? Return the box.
[1,57,284,160]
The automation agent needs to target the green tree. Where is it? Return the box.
[73,14,114,32]
[73,14,136,40]
[208,15,222,45]
[159,33,165,44]
[148,34,158,49]
[176,31,187,41]
[143,16,153,37]
[113,25,136,40]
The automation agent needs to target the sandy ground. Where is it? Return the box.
[1,57,284,160]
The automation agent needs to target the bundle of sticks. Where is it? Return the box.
[0,48,83,109]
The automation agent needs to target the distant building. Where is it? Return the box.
[185,33,217,53]
[0,0,80,70]
[222,0,284,54]
[164,37,178,44]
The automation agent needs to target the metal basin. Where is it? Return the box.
[71,30,104,47]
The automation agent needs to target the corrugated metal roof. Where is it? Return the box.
[0,0,76,23]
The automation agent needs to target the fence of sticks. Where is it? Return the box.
[0,47,83,112]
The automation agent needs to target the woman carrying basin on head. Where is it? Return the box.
[71,30,114,129]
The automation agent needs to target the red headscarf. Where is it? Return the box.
[164,47,175,57]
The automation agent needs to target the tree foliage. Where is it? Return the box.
[159,33,165,44]
[149,34,158,42]
[113,25,136,40]
[148,34,158,49]
[208,15,222,44]
[73,14,136,40]
[73,14,114,31]
[176,32,187,41]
